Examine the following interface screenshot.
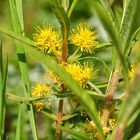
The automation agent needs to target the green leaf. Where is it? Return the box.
[120,0,139,53]
[124,27,140,58]
[7,93,57,103]
[0,41,8,140]
[42,111,57,121]
[7,93,44,102]
[15,104,23,140]
[62,127,90,140]
[51,0,69,37]
[96,42,112,51]
[68,0,78,18]
[98,0,119,30]
[122,109,140,140]
[9,0,38,139]
[46,117,55,140]
[62,113,78,121]
[90,0,126,71]
[51,0,70,61]
[0,26,33,46]
[130,132,140,140]
[85,90,105,100]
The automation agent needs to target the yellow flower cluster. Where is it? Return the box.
[33,25,61,56]
[32,23,98,110]
[33,24,98,56]
[32,84,50,97]
[69,24,98,54]
[34,102,45,112]
[86,118,116,139]
[32,84,50,112]
[47,62,95,88]
[66,63,95,87]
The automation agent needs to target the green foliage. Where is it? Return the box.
[0,0,140,140]
[0,41,8,140]
[51,0,69,37]
[9,0,38,139]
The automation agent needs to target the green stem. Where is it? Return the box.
[56,21,69,138]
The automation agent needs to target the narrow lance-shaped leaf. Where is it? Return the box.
[15,104,23,140]
[9,0,30,93]
[120,0,139,53]
[90,0,126,71]
[0,41,8,140]
[68,0,79,18]
[51,0,69,37]
[9,0,38,139]
[98,0,119,31]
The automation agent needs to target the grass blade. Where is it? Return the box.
[120,0,139,53]
[130,132,140,140]
[15,103,22,140]
[68,0,78,18]
[46,117,55,140]
[90,1,127,72]
[9,0,38,139]
[0,41,8,140]
[98,0,119,30]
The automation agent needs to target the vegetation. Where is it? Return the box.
[0,0,140,140]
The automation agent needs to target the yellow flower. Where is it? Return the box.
[69,24,98,54]
[32,84,50,112]
[47,71,63,87]
[32,84,50,97]
[128,64,136,78]
[33,25,61,55]
[86,117,116,139]
[46,62,95,88]
[34,102,45,112]
[66,63,95,87]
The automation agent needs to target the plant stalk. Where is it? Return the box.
[56,15,69,139]
[62,37,68,62]
[102,68,121,127]
[56,99,64,139]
